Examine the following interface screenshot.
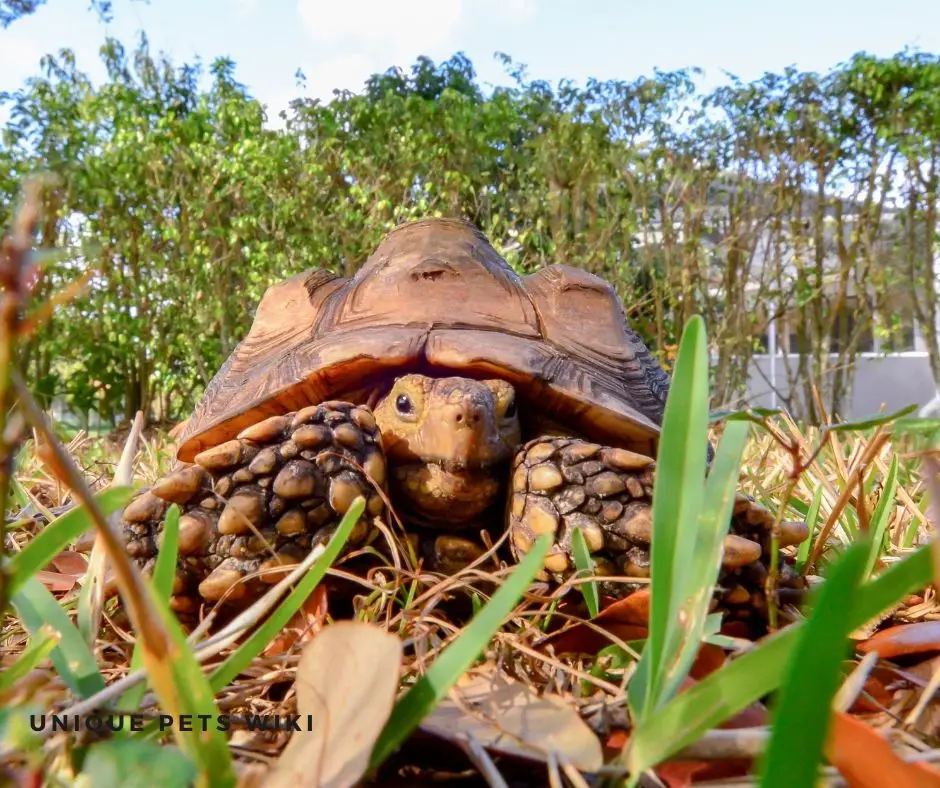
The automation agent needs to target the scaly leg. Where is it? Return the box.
[120,402,385,618]
[507,436,809,627]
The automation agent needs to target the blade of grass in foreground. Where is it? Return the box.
[629,315,710,723]
[120,505,180,711]
[5,486,133,600]
[571,527,600,618]
[624,542,932,776]
[12,576,106,698]
[759,540,870,788]
[863,456,898,580]
[796,485,824,573]
[368,532,552,771]
[208,497,363,691]
[0,625,59,691]
[141,576,236,788]
[661,418,749,705]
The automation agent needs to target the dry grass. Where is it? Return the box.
[3,414,940,787]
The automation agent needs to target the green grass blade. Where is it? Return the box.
[142,578,236,787]
[629,315,709,722]
[79,739,196,788]
[863,456,899,580]
[661,418,749,702]
[209,498,363,692]
[624,543,932,775]
[120,505,180,711]
[0,625,60,691]
[11,576,106,698]
[571,527,600,618]
[796,486,824,573]
[151,505,181,599]
[822,405,916,434]
[369,532,552,770]
[5,486,133,599]
[759,541,870,788]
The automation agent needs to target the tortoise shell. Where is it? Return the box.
[176,218,671,463]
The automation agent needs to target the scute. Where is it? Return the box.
[322,218,541,337]
[176,218,670,463]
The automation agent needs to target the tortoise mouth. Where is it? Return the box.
[432,457,503,473]
[390,460,507,528]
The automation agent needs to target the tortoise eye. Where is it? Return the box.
[395,394,414,415]
[504,397,517,419]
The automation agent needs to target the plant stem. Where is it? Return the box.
[0,181,41,618]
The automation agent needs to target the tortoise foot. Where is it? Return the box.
[120,402,386,617]
[507,436,810,625]
[408,530,496,576]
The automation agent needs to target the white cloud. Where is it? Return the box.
[0,35,46,89]
[298,0,463,50]
[301,53,374,101]
[234,0,260,18]
[501,0,538,25]
[293,0,537,102]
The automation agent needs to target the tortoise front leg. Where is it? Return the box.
[120,402,386,619]
[507,437,809,624]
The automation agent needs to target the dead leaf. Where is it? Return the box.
[49,550,88,576]
[654,760,713,787]
[263,585,329,657]
[266,621,403,788]
[857,621,940,659]
[35,570,80,593]
[420,670,603,772]
[689,643,726,680]
[848,675,893,714]
[537,589,650,654]
[825,711,940,787]
[720,621,752,639]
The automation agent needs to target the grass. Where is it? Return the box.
[3,192,940,787]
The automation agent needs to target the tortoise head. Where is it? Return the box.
[373,373,521,528]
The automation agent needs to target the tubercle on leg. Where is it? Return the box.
[117,402,389,617]
[506,435,811,624]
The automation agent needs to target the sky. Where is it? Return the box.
[1,0,940,127]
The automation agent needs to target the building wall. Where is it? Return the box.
[745,353,937,419]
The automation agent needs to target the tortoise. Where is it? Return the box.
[119,218,809,628]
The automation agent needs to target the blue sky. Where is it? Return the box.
[2,0,940,126]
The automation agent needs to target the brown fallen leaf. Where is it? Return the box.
[848,675,894,714]
[654,760,712,787]
[689,643,726,680]
[35,570,80,593]
[537,589,650,654]
[825,711,940,788]
[419,670,603,772]
[48,550,88,576]
[720,621,752,639]
[263,585,329,657]
[266,621,403,788]
[857,621,940,660]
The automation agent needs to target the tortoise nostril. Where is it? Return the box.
[455,413,464,423]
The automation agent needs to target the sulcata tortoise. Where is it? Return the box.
[120,218,808,628]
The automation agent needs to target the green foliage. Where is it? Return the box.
[571,526,600,617]
[759,541,870,787]
[78,739,196,788]
[624,540,933,776]
[629,315,749,730]
[4,40,940,426]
